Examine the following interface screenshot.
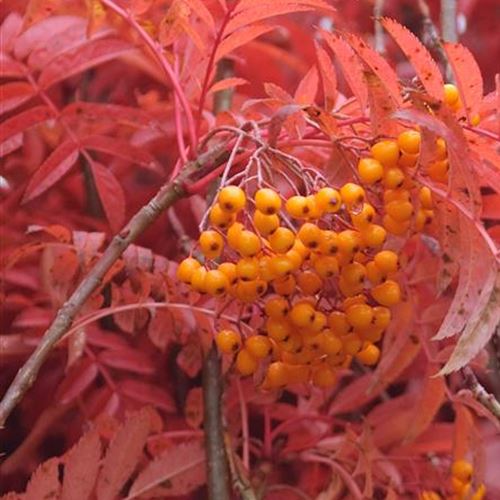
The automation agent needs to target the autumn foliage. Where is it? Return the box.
[1,0,499,499]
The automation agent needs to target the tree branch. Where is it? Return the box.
[0,145,230,428]
[373,0,386,55]
[440,0,458,43]
[202,344,231,500]
[462,366,500,421]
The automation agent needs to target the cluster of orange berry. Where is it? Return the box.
[420,459,486,500]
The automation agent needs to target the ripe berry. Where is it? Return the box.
[346,303,374,330]
[373,306,391,329]
[269,255,294,277]
[215,329,242,354]
[366,261,385,285]
[269,227,295,253]
[470,113,481,127]
[359,326,384,343]
[259,256,275,281]
[297,270,323,295]
[341,262,366,286]
[310,311,327,333]
[177,257,201,284]
[340,183,365,206]
[319,230,339,255]
[297,222,322,249]
[227,222,244,249]
[398,152,419,169]
[427,159,449,182]
[420,492,442,500]
[350,203,376,230]
[218,185,246,213]
[328,311,351,335]
[236,257,260,281]
[312,364,337,387]
[415,208,434,231]
[266,317,291,341]
[358,158,384,184]
[236,348,259,376]
[205,269,230,296]
[341,332,363,355]
[338,229,362,254]
[356,342,381,365]
[419,187,433,209]
[383,189,410,204]
[234,280,260,302]
[397,130,421,155]
[190,266,208,293]
[383,214,410,236]
[318,331,342,355]
[371,279,401,306]
[263,361,289,388]
[342,294,367,310]
[218,262,237,284]
[285,249,303,270]
[236,230,261,257]
[246,335,272,358]
[315,187,341,213]
[253,210,279,236]
[286,364,311,384]
[209,203,235,229]
[471,484,486,500]
[305,195,324,219]
[199,230,224,259]
[255,188,281,215]
[338,275,363,297]
[273,274,296,295]
[313,255,339,278]
[443,83,459,106]
[451,477,470,497]
[385,200,414,222]
[279,333,303,353]
[285,195,309,218]
[374,250,399,273]
[265,296,289,319]
[290,302,316,328]
[383,168,405,189]
[371,140,400,167]
[361,224,387,248]
[292,238,310,259]
[435,138,447,160]
[451,460,473,482]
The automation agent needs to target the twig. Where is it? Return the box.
[202,344,231,500]
[373,0,386,54]
[462,366,500,421]
[417,0,454,82]
[0,145,230,428]
[441,0,458,43]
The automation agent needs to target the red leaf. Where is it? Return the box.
[321,30,368,111]
[81,135,160,170]
[184,0,215,30]
[0,12,23,53]
[294,65,319,105]
[23,140,80,202]
[365,70,398,136]
[25,457,61,500]
[0,133,23,157]
[215,24,276,61]
[381,17,444,101]
[0,53,26,78]
[118,379,176,412]
[148,308,175,351]
[89,162,125,232]
[0,82,36,116]
[87,328,130,350]
[0,105,54,145]
[96,408,151,500]
[208,77,249,95]
[61,430,102,500]
[315,41,337,111]
[443,42,483,121]
[56,358,99,404]
[38,38,133,89]
[185,387,204,428]
[177,339,202,378]
[127,440,206,499]
[98,347,155,375]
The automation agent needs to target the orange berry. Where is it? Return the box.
[268,227,295,253]
[385,200,414,222]
[199,230,224,259]
[397,130,421,155]
[245,335,272,358]
[341,294,367,310]
[253,210,279,236]
[366,261,385,285]
[318,331,342,355]
[297,270,323,295]
[285,249,303,270]
[236,230,261,257]
[255,188,281,215]
[341,332,363,355]
[216,329,242,354]
[227,222,244,249]
[234,280,260,302]
[266,317,291,341]
[302,334,322,351]
[292,238,310,259]
[328,311,351,336]
[371,140,400,167]
[315,187,341,213]
[286,364,311,384]
[443,83,459,106]
[285,195,309,218]
[374,250,399,273]
[290,302,316,328]
[451,477,470,496]
[427,159,449,182]
[451,460,473,482]
[420,491,442,500]
[338,229,362,254]
[177,257,201,284]
[297,222,322,250]
[435,138,447,160]
[272,274,296,296]
[218,185,246,213]
[235,348,259,376]
[373,306,391,329]
[346,303,374,330]
[470,113,481,127]
[218,262,237,284]
[313,255,339,278]
[361,224,387,248]
[415,208,434,231]
[265,296,289,319]
[398,152,419,169]
[359,327,384,343]
[356,342,380,365]
[358,158,384,184]
[279,333,303,353]
[341,262,366,286]
[259,256,275,281]
[319,230,339,255]
[383,189,410,204]
[383,214,410,236]
[371,280,401,306]
[236,257,259,281]
[350,203,376,230]
[209,203,236,229]
[190,266,208,293]
[205,269,230,296]
[269,255,294,278]
[310,311,327,333]
[419,187,433,209]
[263,361,289,388]
[312,364,337,387]
[304,195,324,219]
[340,183,365,206]
[338,275,363,297]
[471,484,486,500]
[383,167,405,189]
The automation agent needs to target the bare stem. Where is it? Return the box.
[373,0,386,54]
[0,145,230,428]
[202,344,231,500]
[441,0,458,43]
[462,366,500,421]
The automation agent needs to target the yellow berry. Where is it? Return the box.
[285,363,311,384]
[236,230,261,257]
[366,261,385,285]
[209,203,235,229]
[415,208,434,231]
[470,113,481,127]
[341,332,363,355]
[471,484,486,500]
[318,331,342,355]
[253,210,279,236]
[285,249,303,270]
[356,342,381,365]
[255,188,281,215]
[236,348,259,376]
[419,187,433,209]
[216,329,242,354]
[319,230,339,255]
[285,195,309,218]
[312,364,337,387]
[259,256,275,281]
[338,229,362,254]
[297,270,323,295]
[199,230,224,259]
[383,167,405,189]
[310,311,327,333]
[304,195,324,219]
[346,303,374,330]
[328,311,351,336]
[358,158,384,184]
[177,257,201,284]
[290,302,316,328]
[435,138,447,160]
[315,187,341,213]
[374,250,399,273]
[398,152,419,169]
[218,185,246,213]
[371,280,401,306]
[266,317,292,341]
[236,257,260,281]
[297,222,322,250]
[313,255,339,278]
[373,306,391,329]
[218,262,237,284]
[340,183,365,206]
[227,222,244,249]
[427,159,449,183]
[384,189,410,204]
[269,255,294,278]
[371,140,400,167]
[397,130,421,155]
[246,335,272,359]
[190,266,208,293]
[268,227,295,253]
[265,296,289,319]
[263,361,289,388]
[451,460,473,483]
[361,224,387,248]
[444,83,459,106]
[350,203,376,230]
[341,262,366,286]
[205,269,230,296]
[383,214,410,236]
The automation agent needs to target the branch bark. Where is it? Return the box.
[0,145,230,428]
[462,366,500,421]
[441,0,458,43]
[373,0,386,55]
